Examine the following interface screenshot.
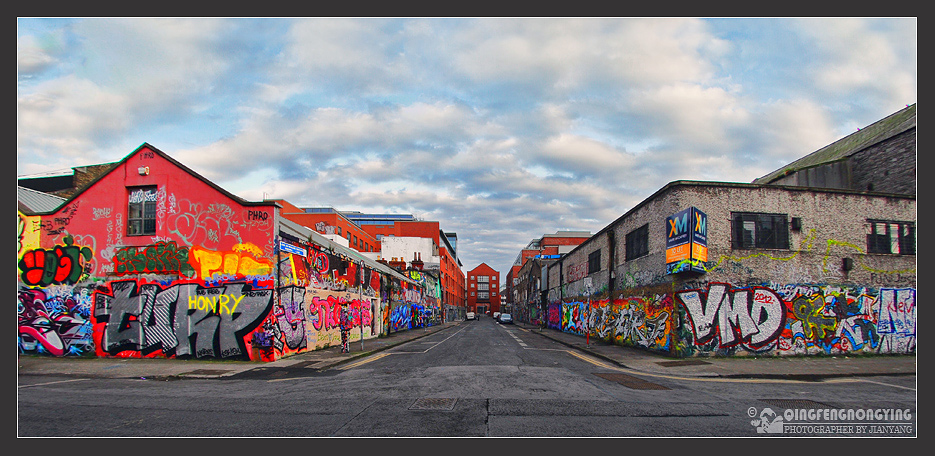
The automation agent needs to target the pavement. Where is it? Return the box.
[17,318,916,383]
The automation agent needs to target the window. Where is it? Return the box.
[867,220,915,255]
[127,187,157,236]
[625,224,649,260]
[588,250,601,274]
[477,283,489,291]
[470,283,474,288]
[477,275,489,283]
[732,212,789,249]
[478,291,489,300]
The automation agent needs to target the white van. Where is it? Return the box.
[466,312,476,320]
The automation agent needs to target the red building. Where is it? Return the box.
[359,219,466,319]
[466,263,500,315]
[16,143,429,362]
[272,201,380,254]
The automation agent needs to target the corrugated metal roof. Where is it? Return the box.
[754,104,916,184]
[17,186,65,214]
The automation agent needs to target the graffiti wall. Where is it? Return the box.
[559,283,916,358]
[16,145,426,362]
[674,283,916,357]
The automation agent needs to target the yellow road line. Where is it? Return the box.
[565,350,616,369]
[337,352,392,370]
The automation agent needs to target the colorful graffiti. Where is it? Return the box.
[559,295,674,351]
[555,282,916,358]
[189,243,273,281]
[19,235,93,288]
[676,283,786,351]
[675,283,916,356]
[18,287,95,356]
[92,280,273,359]
[113,241,195,277]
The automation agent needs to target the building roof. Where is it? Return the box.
[23,143,275,215]
[17,186,66,214]
[753,104,917,185]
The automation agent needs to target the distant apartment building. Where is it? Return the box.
[344,212,466,322]
[467,263,501,315]
[273,202,380,254]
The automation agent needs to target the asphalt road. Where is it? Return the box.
[18,315,917,437]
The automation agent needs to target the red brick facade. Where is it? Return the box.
[466,263,500,315]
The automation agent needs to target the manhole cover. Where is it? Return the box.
[409,397,457,411]
[759,399,836,409]
[656,359,711,367]
[593,372,670,390]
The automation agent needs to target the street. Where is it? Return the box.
[18,316,916,437]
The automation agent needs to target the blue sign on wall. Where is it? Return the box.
[279,240,306,257]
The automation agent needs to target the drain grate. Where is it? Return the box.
[759,399,836,409]
[656,360,711,367]
[593,372,670,390]
[409,397,457,411]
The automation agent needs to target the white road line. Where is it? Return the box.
[393,326,466,354]
[18,378,89,388]
[851,378,917,391]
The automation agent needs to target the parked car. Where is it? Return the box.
[498,313,513,324]
[493,312,500,320]
[466,312,476,321]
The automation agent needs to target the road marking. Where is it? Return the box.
[565,350,616,369]
[844,378,917,391]
[337,352,393,370]
[18,378,89,389]
[393,327,466,354]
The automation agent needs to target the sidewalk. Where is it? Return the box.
[513,321,917,381]
[18,319,916,382]
[17,321,459,381]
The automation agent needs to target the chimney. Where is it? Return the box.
[412,252,424,271]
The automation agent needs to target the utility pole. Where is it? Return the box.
[358,262,364,352]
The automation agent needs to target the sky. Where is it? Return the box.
[17,17,917,284]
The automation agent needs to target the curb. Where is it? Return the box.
[519,324,915,381]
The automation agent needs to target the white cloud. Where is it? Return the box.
[16,18,916,276]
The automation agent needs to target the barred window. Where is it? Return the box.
[127,187,157,236]
[625,224,649,260]
[867,220,915,255]
[731,212,789,250]
[588,250,601,274]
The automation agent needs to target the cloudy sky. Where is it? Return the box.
[17,18,917,281]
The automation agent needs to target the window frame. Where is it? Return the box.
[867,220,915,255]
[588,250,601,274]
[625,223,649,261]
[731,212,790,250]
[127,186,158,236]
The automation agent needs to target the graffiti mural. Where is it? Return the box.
[676,283,786,352]
[113,241,195,277]
[673,283,916,356]
[92,280,273,360]
[19,235,93,288]
[18,287,95,356]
